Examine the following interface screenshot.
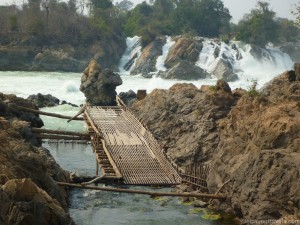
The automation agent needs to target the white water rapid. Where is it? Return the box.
[121,36,293,89]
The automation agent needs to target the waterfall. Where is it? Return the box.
[118,36,142,74]
[155,36,176,71]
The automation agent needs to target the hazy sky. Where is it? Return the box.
[0,0,298,23]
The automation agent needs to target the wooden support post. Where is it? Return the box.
[32,128,89,137]
[35,134,90,141]
[96,159,99,176]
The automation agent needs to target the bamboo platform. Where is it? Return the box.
[84,105,182,185]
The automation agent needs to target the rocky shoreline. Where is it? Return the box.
[131,68,300,222]
[0,93,72,225]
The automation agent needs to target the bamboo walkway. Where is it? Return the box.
[84,105,182,185]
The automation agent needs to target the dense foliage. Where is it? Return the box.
[234,1,299,47]
[124,0,232,46]
[0,0,299,48]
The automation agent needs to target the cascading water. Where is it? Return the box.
[119,36,293,89]
[118,36,142,74]
[155,36,176,71]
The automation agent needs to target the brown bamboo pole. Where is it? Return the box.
[32,128,89,137]
[57,182,226,199]
[16,106,84,120]
[35,134,90,140]
[67,105,86,123]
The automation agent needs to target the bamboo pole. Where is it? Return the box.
[57,182,226,199]
[16,106,84,120]
[35,134,90,140]
[32,128,89,137]
[67,105,86,123]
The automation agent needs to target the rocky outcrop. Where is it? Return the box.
[211,58,238,82]
[0,34,126,72]
[31,49,85,72]
[207,71,300,221]
[158,61,210,80]
[27,93,60,108]
[130,37,165,76]
[0,47,38,71]
[80,60,122,105]
[165,36,203,68]
[119,90,137,106]
[132,81,237,165]
[0,93,72,225]
[132,70,300,221]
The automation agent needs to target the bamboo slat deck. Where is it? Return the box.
[84,105,182,185]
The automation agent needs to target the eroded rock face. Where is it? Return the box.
[80,60,122,105]
[31,49,85,72]
[0,93,72,225]
[1,178,71,225]
[130,37,165,76]
[165,36,203,68]
[132,82,238,165]
[158,61,210,80]
[211,58,238,82]
[132,72,300,221]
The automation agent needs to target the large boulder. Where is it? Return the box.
[159,61,210,80]
[1,178,71,225]
[165,36,203,68]
[211,58,238,82]
[130,37,165,76]
[80,60,122,105]
[27,93,60,108]
[31,49,85,72]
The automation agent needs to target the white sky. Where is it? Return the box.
[0,0,298,23]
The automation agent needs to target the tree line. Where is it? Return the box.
[0,0,299,48]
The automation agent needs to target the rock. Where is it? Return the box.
[130,37,165,76]
[1,178,71,225]
[119,90,137,106]
[0,93,72,224]
[136,90,147,100]
[159,61,210,80]
[132,82,237,165]
[211,58,238,82]
[80,60,122,106]
[123,52,138,71]
[250,44,274,61]
[294,63,300,79]
[193,200,208,208]
[207,71,300,221]
[27,93,60,108]
[0,93,44,130]
[280,42,300,63]
[215,79,232,93]
[165,36,203,68]
[61,100,78,107]
[0,47,37,71]
[31,49,86,72]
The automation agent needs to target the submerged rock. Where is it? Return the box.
[119,90,137,106]
[158,61,210,80]
[80,59,122,105]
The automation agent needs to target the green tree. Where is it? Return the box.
[236,1,280,47]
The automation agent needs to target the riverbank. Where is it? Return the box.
[0,93,72,225]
